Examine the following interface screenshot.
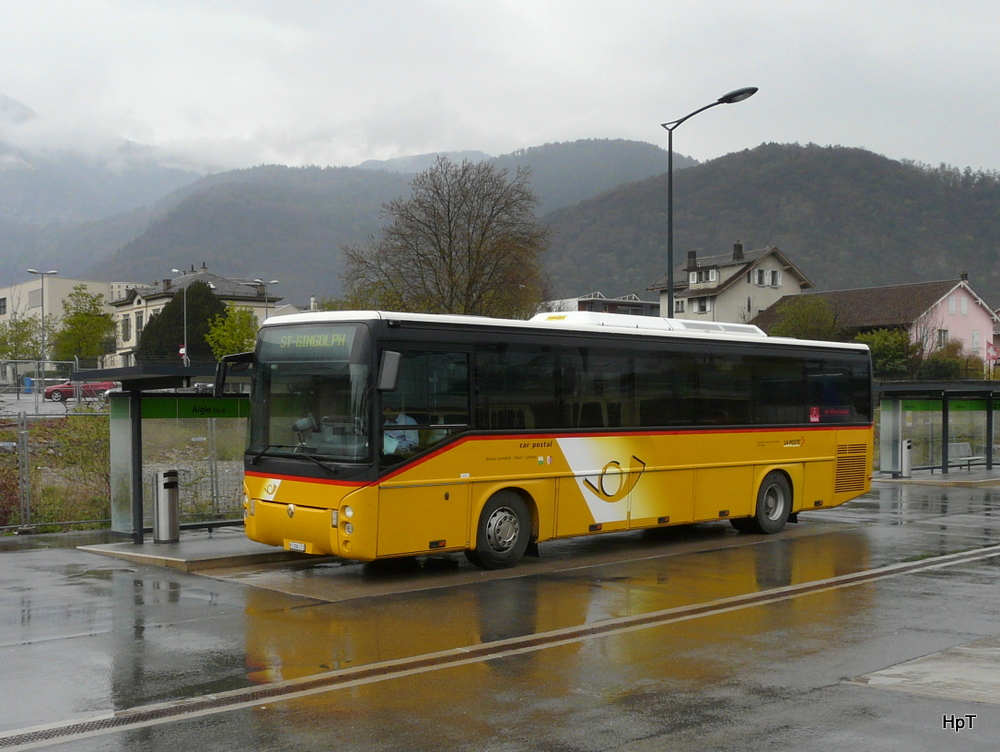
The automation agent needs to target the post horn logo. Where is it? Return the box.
[583,455,647,503]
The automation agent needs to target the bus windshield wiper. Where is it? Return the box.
[251,444,339,474]
[250,444,300,464]
[293,451,339,475]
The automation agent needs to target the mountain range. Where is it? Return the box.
[3,131,1000,309]
[545,143,1000,302]
[0,138,689,298]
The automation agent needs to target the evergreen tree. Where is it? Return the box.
[854,329,917,378]
[137,280,227,363]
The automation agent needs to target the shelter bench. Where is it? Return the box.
[928,442,985,472]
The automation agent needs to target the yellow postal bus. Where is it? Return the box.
[220,310,872,569]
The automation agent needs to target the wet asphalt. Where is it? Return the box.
[3,476,1000,751]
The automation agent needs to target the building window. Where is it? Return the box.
[936,329,949,348]
[689,269,717,284]
[674,299,685,313]
[753,269,782,288]
[0,298,6,316]
[122,315,132,342]
[693,297,712,314]
[948,296,957,314]
[961,297,969,315]
[136,312,144,333]
[28,289,41,309]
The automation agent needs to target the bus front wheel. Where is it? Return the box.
[733,471,791,534]
[466,491,530,570]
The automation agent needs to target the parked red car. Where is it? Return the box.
[43,381,118,402]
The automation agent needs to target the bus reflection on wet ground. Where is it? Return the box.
[227,485,1000,750]
[235,524,876,742]
[6,482,1000,751]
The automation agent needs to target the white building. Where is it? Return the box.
[109,264,286,366]
[0,275,128,326]
[648,243,813,323]
[0,274,136,382]
[545,291,661,317]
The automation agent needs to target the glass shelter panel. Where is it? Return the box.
[880,398,991,473]
[110,394,250,535]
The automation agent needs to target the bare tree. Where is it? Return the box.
[343,156,550,318]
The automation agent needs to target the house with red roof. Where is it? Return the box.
[753,276,1000,363]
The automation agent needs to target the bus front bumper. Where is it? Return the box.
[246,498,344,557]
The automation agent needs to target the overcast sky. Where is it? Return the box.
[2,0,998,172]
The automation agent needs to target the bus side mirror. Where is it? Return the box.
[378,351,401,391]
[214,351,254,398]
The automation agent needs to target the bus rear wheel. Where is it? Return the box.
[732,471,791,534]
[466,491,530,570]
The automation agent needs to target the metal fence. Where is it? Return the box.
[0,408,243,534]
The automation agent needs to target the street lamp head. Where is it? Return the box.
[27,268,59,276]
[659,87,756,318]
[718,87,758,104]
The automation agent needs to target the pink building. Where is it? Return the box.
[755,276,1000,369]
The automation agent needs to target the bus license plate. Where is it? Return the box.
[288,541,306,552]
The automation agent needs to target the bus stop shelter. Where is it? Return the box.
[73,364,220,544]
[879,380,1000,477]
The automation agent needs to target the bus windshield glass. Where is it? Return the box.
[251,324,372,462]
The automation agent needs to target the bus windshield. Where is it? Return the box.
[251,324,373,463]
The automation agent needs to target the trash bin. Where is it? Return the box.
[900,439,912,478]
[154,469,180,543]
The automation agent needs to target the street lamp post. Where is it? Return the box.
[660,87,757,318]
[26,268,59,361]
[170,269,189,366]
[253,278,279,320]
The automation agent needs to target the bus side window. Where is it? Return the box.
[381,351,470,463]
[427,352,469,443]
[805,359,871,423]
[476,346,559,430]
